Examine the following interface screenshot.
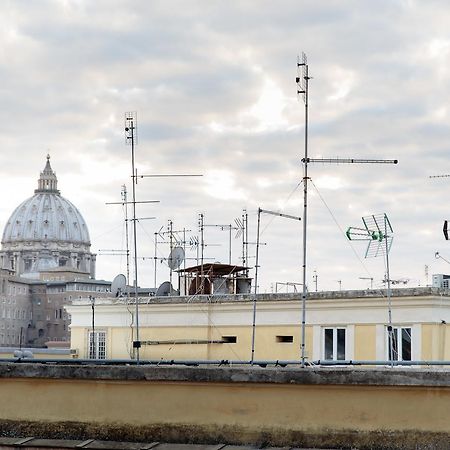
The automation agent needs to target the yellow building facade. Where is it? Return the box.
[66,287,450,363]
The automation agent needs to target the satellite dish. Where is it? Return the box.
[111,274,127,297]
[156,281,175,297]
[168,246,185,270]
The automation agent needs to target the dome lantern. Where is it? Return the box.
[35,154,59,194]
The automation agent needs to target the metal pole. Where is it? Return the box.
[122,185,130,298]
[169,220,173,288]
[254,208,261,296]
[200,213,204,291]
[229,225,232,265]
[129,119,140,363]
[90,295,95,358]
[385,218,393,366]
[251,208,262,363]
[154,232,157,289]
[300,63,309,368]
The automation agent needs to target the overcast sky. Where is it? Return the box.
[1,0,450,292]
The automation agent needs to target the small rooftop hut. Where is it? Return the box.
[177,263,252,296]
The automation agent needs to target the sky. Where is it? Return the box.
[1,0,450,292]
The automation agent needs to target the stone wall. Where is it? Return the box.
[0,363,448,449]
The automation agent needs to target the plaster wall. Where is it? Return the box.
[0,365,448,448]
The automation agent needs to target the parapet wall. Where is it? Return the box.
[0,363,449,449]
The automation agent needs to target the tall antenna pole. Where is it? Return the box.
[251,207,262,363]
[125,111,141,362]
[297,53,310,367]
[295,55,398,367]
[121,185,130,297]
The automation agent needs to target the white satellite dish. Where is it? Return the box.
[168,246,185,270]
[111,274,127,297]
[156,281,175,297]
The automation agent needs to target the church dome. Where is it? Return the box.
[2,156,90,245]
[0,155,96,278]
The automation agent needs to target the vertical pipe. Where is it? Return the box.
[301,64,309,368]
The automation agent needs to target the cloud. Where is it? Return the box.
[0,1,450,291]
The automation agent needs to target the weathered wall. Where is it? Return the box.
[71,324,315,361]
[0,363,448,449]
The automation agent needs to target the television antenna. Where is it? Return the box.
[275,281,303,293]
[125,112,203,361]
[105,184,152,292]
[203,222,240,264]
[347,213,395,363]
[359,276,374,289]
[295,53,398,367]
[237,210,249,276]
[252,207,301,363]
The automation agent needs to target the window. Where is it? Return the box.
[88,331,106,359]
[387,326,411,361]
[323,328,346,360]
[221,336,237,343]
[276,335,294,343]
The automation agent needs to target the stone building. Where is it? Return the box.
[67,287,450,362]
[0,157,111,348]
[0,155,96,278]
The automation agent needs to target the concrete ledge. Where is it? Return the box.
[0,422,448,450]
[0,362,449,387]
[0,364,448,449]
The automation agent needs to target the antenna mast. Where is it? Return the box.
[295,54,398,367]
[125,111,141,362]
[297,52,310,368]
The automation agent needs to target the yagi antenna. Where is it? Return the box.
[347,213,396,363]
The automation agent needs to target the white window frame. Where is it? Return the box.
[323,327,347,361]
[386,326,412,361]
[88,330,107,360]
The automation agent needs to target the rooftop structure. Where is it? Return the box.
[176,263,251,295]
